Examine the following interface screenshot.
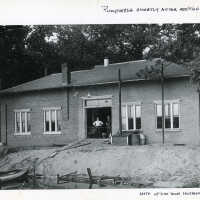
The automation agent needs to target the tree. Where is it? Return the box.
[141,24,200,143]
[25,25,61,75]
[4,24,200,90]
[144,24,200,63]
[0,25,30,88]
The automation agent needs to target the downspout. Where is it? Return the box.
[0,79,2,143]
[61,63,70,120]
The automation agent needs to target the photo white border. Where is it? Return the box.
[1,0,200,199]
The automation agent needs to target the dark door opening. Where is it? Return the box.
[87,107,111,138]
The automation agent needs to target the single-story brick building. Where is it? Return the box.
[0,59,199,147]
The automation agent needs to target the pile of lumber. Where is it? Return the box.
[57,168,124,186]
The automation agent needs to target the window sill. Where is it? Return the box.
[122,129,143,134]
[155,129,182,133]
[122,129,142,131]
[14,132,31,136]
[43,132,61,135]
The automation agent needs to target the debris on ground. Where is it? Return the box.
[1,141,200,188]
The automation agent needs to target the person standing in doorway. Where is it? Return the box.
[105,115,111,138]
[93,117,103,138]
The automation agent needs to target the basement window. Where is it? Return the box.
[155,100,180,130]
[43,107,62,134]
[122,103,141,131]
[14,109,31,135]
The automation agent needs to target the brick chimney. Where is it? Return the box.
[61,63,70,85]
[104,58,109,67]
[44,67,48,76]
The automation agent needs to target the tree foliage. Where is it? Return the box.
[1,24,200,89]
[145,24,200,63]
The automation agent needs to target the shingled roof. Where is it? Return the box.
[0,59,191,94]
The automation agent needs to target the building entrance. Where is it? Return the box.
[87,107,111,138]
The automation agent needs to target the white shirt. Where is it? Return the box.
[93,120,103,127]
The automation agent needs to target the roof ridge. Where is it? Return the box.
[95,59,147,68]
[0,59,190,94]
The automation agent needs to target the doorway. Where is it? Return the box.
[87,107,111,138]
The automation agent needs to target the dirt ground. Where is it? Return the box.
[1,140,200,188]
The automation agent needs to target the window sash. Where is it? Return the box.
[122,103,141,131]
[155,101,180,130]
[57,110,61,131]
[44,108,61,133]
[14,110,31,134]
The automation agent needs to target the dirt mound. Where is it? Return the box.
[1,142,200,187]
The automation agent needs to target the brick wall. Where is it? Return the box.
[0,77,199,147]
[74,77,199,145]
[0,89,79,147]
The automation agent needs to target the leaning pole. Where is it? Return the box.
[118,68,122,136]
[161,63,165,144]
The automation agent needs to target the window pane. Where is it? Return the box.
[51,110,56,131]
[128,118,134,129]
[122,106,126,130]
[165,104,170,117]
[165,117,171,128]
[57,110,61,131]
[156,104,162,116]
[128,105,134,130]
[136,118,141,129]
[173,103,179,116]
[136,105,141,117]
[45,111,50,132]
[27,112,31,132]
[16,112,20,132]
[21,112,25,132]
[173,117,179,128]
[157,117,162,129]
[135,105,141,129]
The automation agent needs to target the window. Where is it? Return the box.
[122,103,141,131]
[43,107,62,134]
[155,100,180,130]
[14,109,31,135]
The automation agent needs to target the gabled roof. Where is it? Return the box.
[72,59,190,85]
[0,73,64,94]
[0,59,191,94]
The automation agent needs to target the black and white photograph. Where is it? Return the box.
[0,23,200,192]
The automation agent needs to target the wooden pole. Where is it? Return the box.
[33,161,36,188]
[66,66,70,120]
[118,69,122,136]
[5,104,7,145]
[198,83,200,137]
[161,63,165,144]
[87,168,93,182]
[67,88,69,120]
[0,104,1,143]
[87,168,93,189]
[57,174,60,184]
